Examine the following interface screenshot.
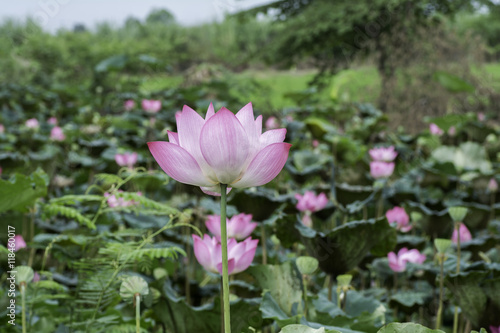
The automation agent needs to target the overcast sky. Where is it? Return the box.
[1,0,273,32]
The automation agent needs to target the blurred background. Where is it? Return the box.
[1,0,499,131]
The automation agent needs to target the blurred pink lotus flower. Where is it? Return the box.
[478,112,485,121]
[312,140,319,148]
[33,272,40,283]
[265,116,279,130]
[50,126,66,141]
[369,146,398,162]
[388,248,426,272]
[295,191,328,228]
[448,126,456,136]
[124,99,136,111]
[386,206,412,232]
[205,213,258,240]
[104,191,141,208]
[488,178,498,192]
[285,115,294,123]
[48,117,58,125]
[115,152,138,168]
[370,161,395,179]
[25,118,39,129]
[142,99,162,113]
[295,191,328,213]
[490,325,500,333]
[192,234,258,275]
[14,235,27,251]
[429,123,443,136]
[148,103,291,196]
[452,223,472,243]
[0,124,4,133]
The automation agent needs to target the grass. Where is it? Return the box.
[137,62,500,111]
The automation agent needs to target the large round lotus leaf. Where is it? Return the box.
[304,117,337,139]
[460,203,491,229]
[377,322,444,333]
[281,324,341,333]
[460,236,500,260]
[335,183,373,206]
[296,218,397,276]
[153,283,262,333]
[231,188,292,221]
[247,262,303,316]
[463,122,494,142]
[407,202,453,238]
[444,268,500,328]
[389,291,431,314]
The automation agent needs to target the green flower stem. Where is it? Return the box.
[21,283,26,333]
[436,254,445,330]
[491,193,496,221]
[327,275,333,302]
[302,275,308,319]
[135,294,141,333]
[453,222,461,333]
[220,184,231,333]
[261,224,267,265]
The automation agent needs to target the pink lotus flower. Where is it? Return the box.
[370,161,395,179]
[478,112,485,121]
[25,118,39,129]
[488,178,498,192]
[192,234,258,275]
[48,117,58,125]
[388,248,426,272]
[148,103,291,196]
[490,325,500,333]
[312,140,319,148]
[14,235,27,251]
[0,124,4,133]
[448,126,456,136]
[452,223,472,243]
[104,191,141,208]
[369,146,398,162]
[50,126,66,141]
[124,99,136,111]
[386,207,412,232]
[33,272,40,282]
[205,213,258,240]
[295,191,328,213]
[115,152,138,168]
[429,123,444,136]
[142,99,162,113]
[265,116,279,130]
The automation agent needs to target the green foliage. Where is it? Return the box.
[377,323,445,333]
[281,324,341,333]
[0,168,48,212]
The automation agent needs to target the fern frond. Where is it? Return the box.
[115,192,179,215]
[42,203,96,229]
[94,173,123,186]
[51,194,103,205]
[125,246,187,261]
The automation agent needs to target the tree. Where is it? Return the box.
[237,0,476,109]
[145,8,176,26]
